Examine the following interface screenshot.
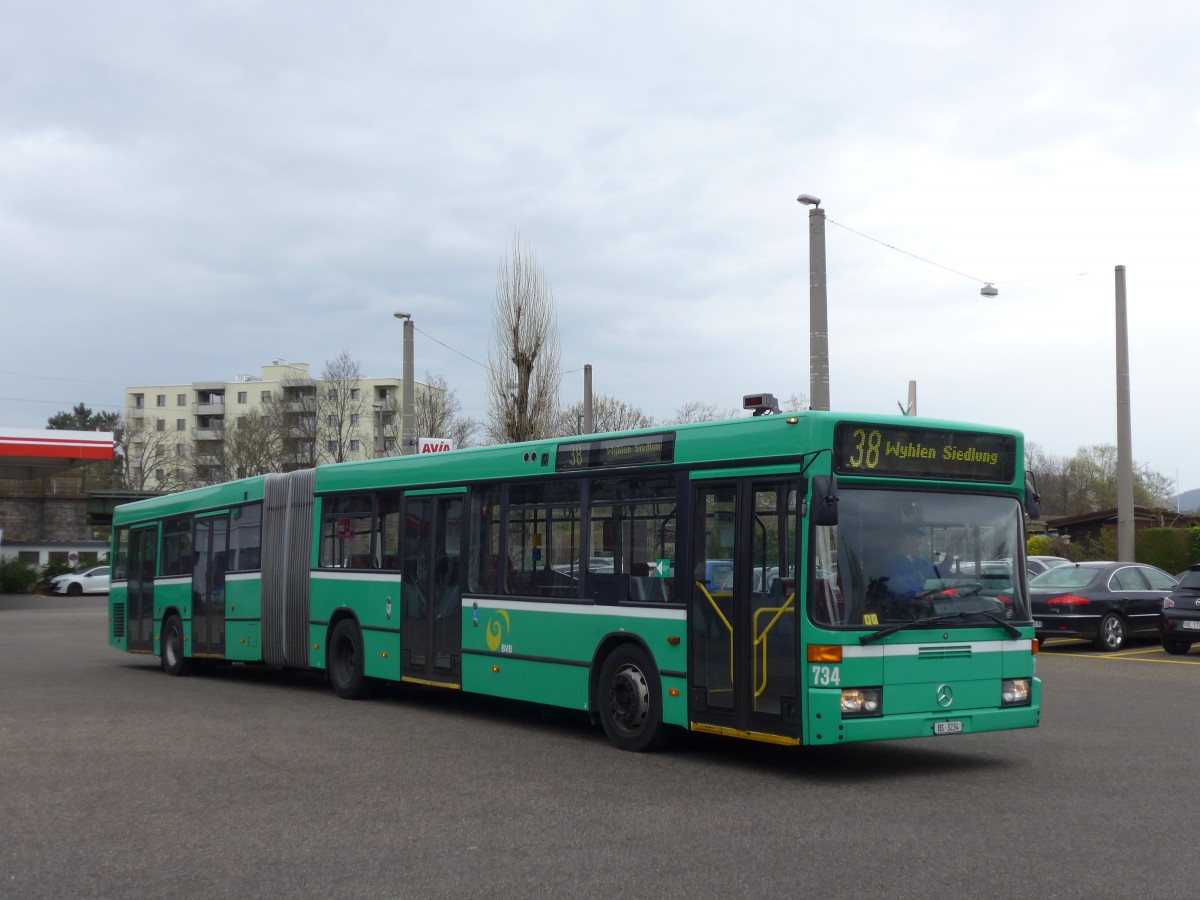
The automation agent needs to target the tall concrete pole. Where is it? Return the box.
[798,196,830,411]
[1115,265,1135,561]
[394,312,417,456]
[583,364,593,434]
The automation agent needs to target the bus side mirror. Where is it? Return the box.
[1025,473,1041,520]
[811,474,839,526]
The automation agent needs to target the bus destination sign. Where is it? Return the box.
[833,423,1016,483]
[555,433,676,472]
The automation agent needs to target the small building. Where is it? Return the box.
[1044,506,1200,547]
[0,540,109,569]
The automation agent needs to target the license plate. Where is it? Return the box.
[1033,620,1043,628]
[1182,620,1200,631]
[934,721,963,736]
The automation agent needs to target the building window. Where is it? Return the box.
[176,419,186,431]
[384,439,396,452]
[328,440,338,452]
[328,415,338,427]
[328,388,338,401]
[155,468,165,481]
[155,419,165,432]
[237,391,247,404]
[177,393,187,406]
[156,394,166,407]
[133,394,144,409]
[350,388,362,401]
[261,391,272,403]
[261,416,271,428]
[176,444,187,457]
[350,414,360,426]
[350,439,360,452]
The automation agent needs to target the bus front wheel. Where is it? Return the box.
[161,616,192,677]
[328,620,374,700]
[598,644,666,752]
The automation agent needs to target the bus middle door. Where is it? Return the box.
[401,493,464,687]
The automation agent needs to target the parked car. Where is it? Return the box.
[1161,564,1200,654]
[1030,561,1176,651]
[1027,556,1072,577]
[48,565,111,596]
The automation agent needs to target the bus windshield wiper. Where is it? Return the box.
[860,607,1022,644]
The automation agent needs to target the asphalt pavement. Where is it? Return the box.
[2,594,1197,899]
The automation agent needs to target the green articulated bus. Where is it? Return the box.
[107,411,1041,751]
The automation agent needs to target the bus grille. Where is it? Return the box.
[112,603,126,639]
[918,645,972,660]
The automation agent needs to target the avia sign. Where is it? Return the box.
[418,437,454,454]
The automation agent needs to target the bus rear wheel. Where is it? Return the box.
[598,644,666,752]
[329,619,375,700]
[161,616,192,676]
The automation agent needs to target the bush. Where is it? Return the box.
[1027,535,1072,558]
[0,558,41,594]
[1137,527,1198,574]
[39,560,76,586]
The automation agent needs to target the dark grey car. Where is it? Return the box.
[1031,561,1177,651]
[1161,564,1200,655]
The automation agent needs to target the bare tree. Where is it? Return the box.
[218,410,285,480]
[318,351,366,464]
[486,232,561,444]
[667,401,741,425]
[414,373,452,441]
[556,395,655,436]
[120,417,192,492]
[414,372,480,449]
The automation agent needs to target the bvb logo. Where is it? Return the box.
[486,609,511,652]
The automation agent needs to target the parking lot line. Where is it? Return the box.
[1047,649,1200,665]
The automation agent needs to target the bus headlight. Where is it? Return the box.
[841,688,882,717]
[1001,678,1031,706]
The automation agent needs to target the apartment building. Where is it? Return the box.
[124,361,423,488]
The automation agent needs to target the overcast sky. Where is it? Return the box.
[3,3,1198,488]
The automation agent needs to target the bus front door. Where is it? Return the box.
[126,526,157,654]
[689,479,801,742]
[191,515,229,658]
[401,494,464,687]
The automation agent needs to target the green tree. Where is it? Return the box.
[1027,442,1173,516]
[46,403,120,432]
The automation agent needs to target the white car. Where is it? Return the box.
[49,565,111,596]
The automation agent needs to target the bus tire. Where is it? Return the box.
[597,644,667,752]
[161,615,192,677]
[329,619,374,700]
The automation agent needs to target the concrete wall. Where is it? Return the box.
[0,473,94,542]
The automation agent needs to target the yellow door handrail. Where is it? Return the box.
[752,592,796,699]
[696,581,735,686]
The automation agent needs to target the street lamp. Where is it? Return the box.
[797,194,829,411]
[392,312,417,456]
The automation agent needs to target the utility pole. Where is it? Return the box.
[1115,266,1135,561]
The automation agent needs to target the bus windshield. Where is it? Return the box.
[811,488,1029,630]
